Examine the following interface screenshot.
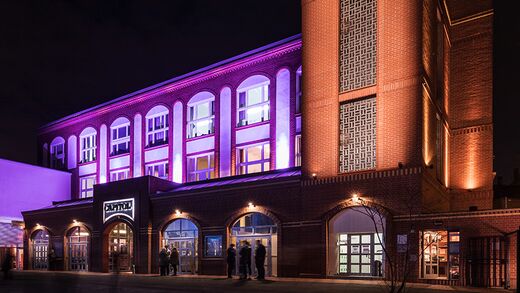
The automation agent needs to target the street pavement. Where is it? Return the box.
[0,271,511,293]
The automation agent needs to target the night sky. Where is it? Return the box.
[0,1,518,183]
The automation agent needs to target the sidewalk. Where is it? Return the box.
[18,270,512,293]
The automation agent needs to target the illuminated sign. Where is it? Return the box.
[103,198,135,223]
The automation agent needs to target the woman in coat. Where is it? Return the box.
[170,247,180,276]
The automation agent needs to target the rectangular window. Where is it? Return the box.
[111,124,130,156]
[204,235,223,257]
[146,113,169,148]
[110,169,130,182]
[80,175,96,198]
[50,143,65,169]
[145,161,169,180]
[80,134,97,163]
[237,83,270,127]
[187,153,215,182]
[187,100,215,139]
[295,135,302,167]
[296,69,302,114]
[339,97,376,173]
[420,230,460,280]
[237,142,270,175]
[340,0,377,92]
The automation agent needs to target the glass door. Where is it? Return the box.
[168,238,197,273]
[108,223,133,272]
[235,236,271,277]
[338,233,383,276]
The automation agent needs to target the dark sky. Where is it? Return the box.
[0,1,518,183]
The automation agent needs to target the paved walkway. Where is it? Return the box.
[0,270,512,293]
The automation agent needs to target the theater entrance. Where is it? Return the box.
[31,229,49,270]
[108,222,133,272]
[230,213,278,277]
[163,219,198,274]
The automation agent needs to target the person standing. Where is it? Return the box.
[238,241,250,280]
[226,243,236,278]
[2,251,13,280]
[170,247,179,276]
[159,246,169,276]
[254,240,266,280]
[47,248,56,271]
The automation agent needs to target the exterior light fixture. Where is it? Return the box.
[73,219,78,224]
[248,202,255,209]
[312,173,317,180]
[175,209,182,216]
[351,193,364,205]
[36,223,41,227]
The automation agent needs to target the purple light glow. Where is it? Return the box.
[0,159,71,219]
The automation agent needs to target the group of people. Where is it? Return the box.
[226,239,266,280]
[159,245,180,276]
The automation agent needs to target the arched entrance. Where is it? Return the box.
[328,206,385,277]
[162,219,198,274]
[230,213,278,277]
[108,222,134,272]
[67,226,89,271]
[31,229,49,270]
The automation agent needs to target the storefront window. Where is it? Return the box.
[421,230,460,280]
[204,235,222,257]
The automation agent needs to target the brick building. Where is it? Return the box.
[21,0,519,289]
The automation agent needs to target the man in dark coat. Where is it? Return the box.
[170,247,179,276]
[238,241,252,280]
[159,246,169,276]
[254,240,266,280]
[226,243,236,278]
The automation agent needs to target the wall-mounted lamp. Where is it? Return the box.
[248,202,255,209]
[36,223,41,227]
[175,209,182,216]
[311,173,317,180]
[398,162,404,169]
[73,219,78,224]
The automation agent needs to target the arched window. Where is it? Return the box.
[237,75,270,127]
[163,219,199,274]
[110,117,131,156]
[50,136,65,169]
[79,127,97,163]
[145,105,169,148]
[187,91,215,139]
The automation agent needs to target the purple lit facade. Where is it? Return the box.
[37,35,302,198]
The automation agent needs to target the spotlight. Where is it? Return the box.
[248,202,255,209]
[73,219,78,224]
[175,209,182,216]
[312,173,317,180]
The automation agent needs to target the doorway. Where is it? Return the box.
[230,213,277,277]
[31,230,49,270]
[162,219,198,274]
[68,226,89,271]
[108,222,133,272]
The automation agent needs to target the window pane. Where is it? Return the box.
[197,156,208,171]
[247,145,262,162]
[248,163,262,174]
[264,144,270,158]
[247,87,263,105]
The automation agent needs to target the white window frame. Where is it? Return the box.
[295,134,302,167]
[187,152,215,182]
[236,142,270,175]
[80,175,96,198]
[80,134,97,164]
[146,112,169,148]
[237,82,270,127]
[145,161,169,180]
[110,169,130,182]
[50,142,65,169]
[111,123,130,156]
[187,99,215,139]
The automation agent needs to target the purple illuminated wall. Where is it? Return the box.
[0,158,71,220]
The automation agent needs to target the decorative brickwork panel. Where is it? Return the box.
[339,97,376,172]
[340,0,377,92]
